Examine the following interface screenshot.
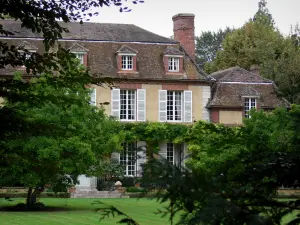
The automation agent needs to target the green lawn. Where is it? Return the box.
[0,198,298,225]
[0,198,176,225]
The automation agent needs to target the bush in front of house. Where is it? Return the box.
[126,186,145,193]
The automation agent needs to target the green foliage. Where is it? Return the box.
[138,106,300,225]
[125,187,145,193]
[0,56,120,205]
[204,0,300,104]
[94,201,140,225]
[196,27,234,70]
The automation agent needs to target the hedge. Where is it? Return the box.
[0,192,70,198]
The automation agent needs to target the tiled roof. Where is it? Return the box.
[208,67,290,108]
[1,20,177,44]
[211,66,272,83]
[0,39,208,80]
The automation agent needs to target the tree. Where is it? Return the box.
[0,56,121,208]
[138,106,300,225]
[253,0,275,27]
[204,0,300,104]
[195,27,233,70]
[0,0,143,207]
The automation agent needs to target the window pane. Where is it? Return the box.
[122,56,133,70]
[120,142,137,176]
[244,98,256,118]
[167,143,174,164]
[120,90,136,120]
[167,91,182,121]
[168,57,179,72]
[75,53,84,64]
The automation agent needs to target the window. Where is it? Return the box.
[244,98,256,118]
[120,90,136,121]
[19,51,35,68]
[167,143,174,164]
[120,142,137,176]
[168,57,179,72]
[167,91,182,121]
[89,88,96,106]
[74,53,84,64]
[122,56,133,70]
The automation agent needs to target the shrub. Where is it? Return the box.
[126,186,145,193]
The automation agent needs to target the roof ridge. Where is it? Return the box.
[210,66,240,76]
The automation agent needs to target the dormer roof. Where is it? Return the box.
[17,41,38,50]
[68,42,89,52]
[117,45,138,54]
[164,46,184,56]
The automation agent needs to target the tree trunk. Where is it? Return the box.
[26,187,33,208]
[26,186,45,208]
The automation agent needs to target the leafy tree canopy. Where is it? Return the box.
[204,0,300,103]
[0,56,122,207]
[138,106,300,225]
[195,27,234,70]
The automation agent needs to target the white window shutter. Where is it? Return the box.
[159,143,167,160]
[111,89,120,119]
[111,152,120,164]
[159,90,167,122]
[137,89,146,121]
[184,91,192,122]
[90,88,96,106]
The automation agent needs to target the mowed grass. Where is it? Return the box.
[0,198,177,225]
[0,198,299,225]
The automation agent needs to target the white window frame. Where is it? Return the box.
[121,55,133,70]
[73,52,84,65]
[120,142,137,176]
[244,98,257,118]
[168,57,180,72]
[120,90,136,121]
[167,91,183,122]
[167,143,174,164]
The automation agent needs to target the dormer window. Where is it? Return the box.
[244,98,257,118]
[117,45,138,74]
[163,47,184,75]
[122,55,133,70]
[168,57,179,72]
[17,41,38,69]
[74,53,84,65]
[68,42,89,66]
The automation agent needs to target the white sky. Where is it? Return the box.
[89,0,300,37]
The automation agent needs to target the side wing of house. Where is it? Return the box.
[208,67,290,126]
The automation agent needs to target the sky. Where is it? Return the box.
[89,0,300,38]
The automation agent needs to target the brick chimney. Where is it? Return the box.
[172,13,196,61]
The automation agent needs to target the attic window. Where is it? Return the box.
[168,57,179,72]
[117,45,138,73]
[244,98,257,118]
[74,53,84,65]
[122,55,133,70]
[18,50,36,68]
